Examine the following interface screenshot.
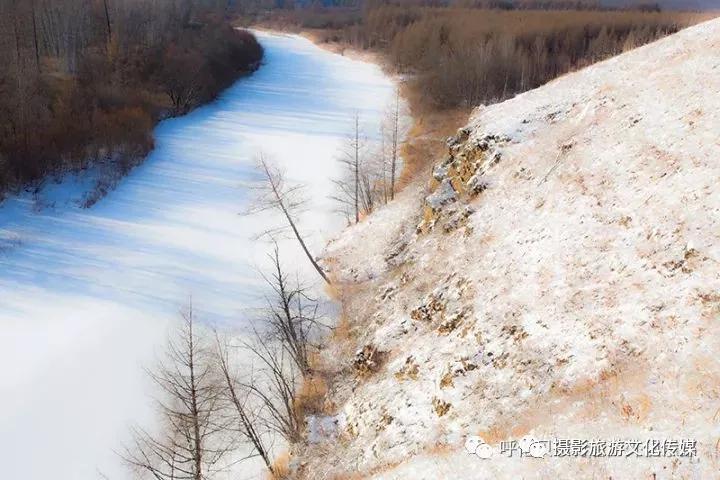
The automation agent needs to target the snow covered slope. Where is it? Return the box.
[304,17,720,479]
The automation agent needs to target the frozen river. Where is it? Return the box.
[0,31,395,480]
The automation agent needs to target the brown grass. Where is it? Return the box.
[268,451,291,480]
[397,83,472,187]
[294,374,330,417]
[260,6,716,109]
[331,314,353,343]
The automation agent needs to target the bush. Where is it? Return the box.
[268,5,709,109]
[0,0,263,197]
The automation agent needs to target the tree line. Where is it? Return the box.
[0,0,263,200]
[254,3,709,109]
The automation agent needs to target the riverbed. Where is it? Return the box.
[0,31,395,480]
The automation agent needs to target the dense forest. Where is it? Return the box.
[0,0,263,201]
[255,2,710,108]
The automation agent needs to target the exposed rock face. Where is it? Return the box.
[306,18,720,480]
[421,131,509,232]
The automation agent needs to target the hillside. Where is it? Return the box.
[298,16,720,479]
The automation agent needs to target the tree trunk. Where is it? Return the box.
[390,90,399,200]
[261,161,332,285]
[31,0,41,73]
[103,0,112,48]
[187,319,203,480]
[354,114,360,223]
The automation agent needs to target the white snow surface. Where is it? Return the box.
[0,32,396,480]
[312,18,720,479]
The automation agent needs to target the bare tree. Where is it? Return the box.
[212,246,322,476]
[214,334,276,476]
[102,0,112,47]
[122,307,233,480]
[261,243,326,376]
[247,154,331,285]
[332,112,365,224]
[387,88,400,201]
[242,332,302,444]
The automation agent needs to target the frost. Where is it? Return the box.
[425,179,457,210]
[300,18,720,480]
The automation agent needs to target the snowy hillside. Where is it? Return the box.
[299,17,720,479]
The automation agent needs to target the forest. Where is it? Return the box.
[0,0,263,200]
[254,2,709,109]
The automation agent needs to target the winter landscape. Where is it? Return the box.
[0,30,395,480]
[1,1,719,480]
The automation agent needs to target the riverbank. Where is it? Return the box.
[248,22,471,192]
[241,25,471,480]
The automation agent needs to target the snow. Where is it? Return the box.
[305,18,720,479]
[0,32,396,480]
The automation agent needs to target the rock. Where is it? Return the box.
[432,162,451,182]
[446,127,471,149]
[306,414,342,444]
[353,344,384,376]
[442,205,475,233]
[432,397,452,416]
[425,179,457,210]
[467,174,490,195]
[394,356,420,381]
[438,310,464,334]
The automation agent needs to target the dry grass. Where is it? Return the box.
[261,6,717,109]
[294,374,330,417]
[397,82,472,187]
[267,451,291,480]
[331,312,353,343]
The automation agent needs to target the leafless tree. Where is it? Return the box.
[122,307,233,480]
[332,111,365,224]
[247,154,331,285]
[214,334,276,476]
[387,88,400,200]
[241,332,302,445]
[261,243,326,376]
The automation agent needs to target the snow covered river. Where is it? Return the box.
[0,32,395,480]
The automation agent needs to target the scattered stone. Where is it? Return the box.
[439,369,454,389]
[376,410,394,432]
[410,289,446,323]
[353,344,386,376]
[394,355,420,381]
[432,397,452,417]
[662,242,704,274]
[437,309,468,335]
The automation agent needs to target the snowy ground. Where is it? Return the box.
[305,17,720,479]
[0,32,396,480]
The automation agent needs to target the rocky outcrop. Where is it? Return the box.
[420,130,509,232]
[308,17,720,480]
